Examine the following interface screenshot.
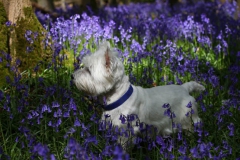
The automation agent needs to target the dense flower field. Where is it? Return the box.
[1,0,240,159]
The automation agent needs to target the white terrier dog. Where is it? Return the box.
[72,41,205,146]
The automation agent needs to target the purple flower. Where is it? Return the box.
[69,98,77,111]
[74,117,81,127]
[64,127,76,138]
[162,103,170,108]
[38,77,44,83]
[177,132,182,141]
[0,90,3,101]
[52,101,60,108]
[186,101,192,108]
[63,111,70,117]
[5,21,12,27]
[33,143,50,159]
[167,138,174,152]
[50,154,56,160]
[84,136,98,145]
[227,123,234,136]
[64,137,88,159]
[56,118,62,127]
[56,108,62,116]
[27,113,33,119]
[41,105,48,113]
[190,146,200,158]
[113,145,125,160]
[25,30,33,44]
[164,107,176,119]
[34,64,40,72]
[178,145,186,155]
[119,115,126,124]
[208,75,219,87]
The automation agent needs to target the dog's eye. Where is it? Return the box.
[86,67,91,74]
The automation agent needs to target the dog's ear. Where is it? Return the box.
[105,46,111,69]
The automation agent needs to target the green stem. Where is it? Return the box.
[0,119,7,153]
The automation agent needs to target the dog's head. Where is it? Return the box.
[72,41,126,96]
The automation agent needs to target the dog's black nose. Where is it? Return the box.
[71,74,74,80]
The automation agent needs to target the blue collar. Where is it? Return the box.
[104,85,133,111]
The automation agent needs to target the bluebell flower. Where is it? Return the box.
[25,30,33,43]
[119,115,126,124]
[90,113,99,123]
[84,136,98,145]
[119,127,125,137]
[178,145,186,155]
[177,131,182,141]
[162,103,170,108]
[56,118,62,127]
[64,128,76,139]
[227,123,234,136]
[63,111,70,117]
[64,137,89,159]
[34,64,40,72]
[6,76,11,84]
[102,145,112,156]
[53,111,58,118]
[74,117,81,127]
[199,143,206,153]
[127,114,137,122]
[0,90,4,101]
[52,101,60,108]
[48,121,52,126]
[208,75,219,87]
[41,105,48,113]
[33,143,50,159]
[27,113,33,119]
[5,21,12,27]
[113,36,120,43]
[50,154,56,160]
[167,138,174,152]
[156,135,164,145]
[56,108,62,117]
[190,146,200,158]
[164,107,176,119]
[113,145,125,160]
[47,106,52,113]
[186,101,192,108]
[69,98,77,111]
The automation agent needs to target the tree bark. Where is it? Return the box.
[0,0,51,86]
[38,0,55,12]
[1,0,32,62]
[0,1,12,86]
[1,0,31,24]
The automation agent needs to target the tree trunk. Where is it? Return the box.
[0,1,9,86]
[0,0,51,86]
[1,0,32,63]
[1,0,32,24]
[38,0,55,12]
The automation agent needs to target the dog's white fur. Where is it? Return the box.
[72,41,205,145]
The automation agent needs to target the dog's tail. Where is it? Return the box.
[181,81,205,93]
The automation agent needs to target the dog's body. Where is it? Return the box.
[102,82,204,136]
[72,41,205,146]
